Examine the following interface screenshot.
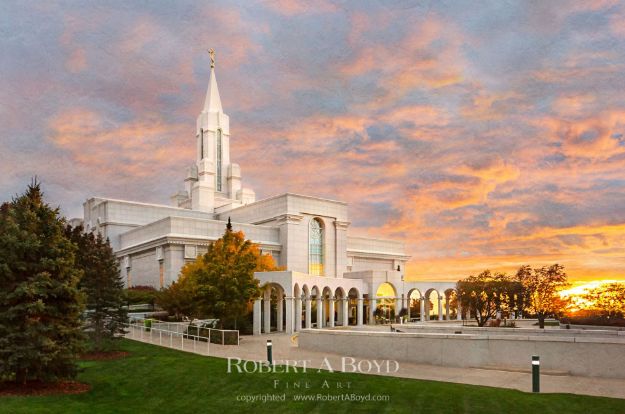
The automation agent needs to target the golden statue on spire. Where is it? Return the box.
[208,48,215,68]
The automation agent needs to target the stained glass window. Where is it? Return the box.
[309,218,324,276]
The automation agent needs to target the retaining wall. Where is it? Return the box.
[298,329,625,379]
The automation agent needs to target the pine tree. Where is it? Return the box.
[0,181,84,383]
[66,225,128,351]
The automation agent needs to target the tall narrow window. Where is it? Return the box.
[309,218,324,276]
[159,262,164,288]
[200,129,204,159]
[216,129,222,191]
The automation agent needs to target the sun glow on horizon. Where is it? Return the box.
[558,280,625,311]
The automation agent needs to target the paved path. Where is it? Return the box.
[126,327,625,400]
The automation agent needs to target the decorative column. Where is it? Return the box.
[277,295,284,332]
[316,297,323,328]
[285,296,293,334]
[305,296,312,328]
[253,299,261,335]
[438,296,443,321]
[457,303,462,321]
[263,289,271,334]
[407,300,411,320]
[295,295,302,331]
[369,298,377,325]
[420,297,425,322]
[357,297,364,326]
[395,296,402,322]
[342,298,349,326]
[328,297,335,328]
[445,297,450,320]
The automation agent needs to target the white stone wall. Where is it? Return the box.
[127,250,158,287]
[351,257,394,272]
[119,216,280,250]
[299,329,625,379]
[83,198,216,249]
[165,245,185,285]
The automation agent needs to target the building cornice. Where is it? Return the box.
[275,214,305,225]
[334,220,351,229]
[117,235,281,256]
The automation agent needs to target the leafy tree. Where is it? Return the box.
[124,286,159,307]
[156,276,196,320]
[159,224,279,328]
[66,225,127,351]
[457,270,522,327]
[582,282,625,318]
[0,181,84,383]
[516,264,569,328]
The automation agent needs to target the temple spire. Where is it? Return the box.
[203,49,222,113]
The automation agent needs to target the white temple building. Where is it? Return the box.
[81,55,457,335]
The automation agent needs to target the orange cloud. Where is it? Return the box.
[263,0,337,16]
[47,108,191,178]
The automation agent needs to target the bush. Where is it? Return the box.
[125,286,159,306]
[560,316,625,327]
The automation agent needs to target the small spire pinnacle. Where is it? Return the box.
[227,217,232,231]
[202,49,222,113]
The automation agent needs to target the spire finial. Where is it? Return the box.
[208,48,215,68]
[227,217,232,231]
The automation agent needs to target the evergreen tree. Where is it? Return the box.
[66,225,127,351]
[0,181,84,383]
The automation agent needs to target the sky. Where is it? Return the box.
[2,0,625,283]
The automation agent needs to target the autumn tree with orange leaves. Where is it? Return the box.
[516,264,569,328]
[582,283,625,318]
[158,220,279,329]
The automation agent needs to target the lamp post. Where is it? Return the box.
[267,339,273,366]
[532,355,540,392]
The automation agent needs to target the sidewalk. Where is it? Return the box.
[126,329,625,400]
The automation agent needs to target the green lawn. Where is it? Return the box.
[1,339,624,414]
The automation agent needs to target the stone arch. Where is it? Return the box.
[407,288,423,321]
[310,285,320,298]
[321,286,333,327]
[424,288,442,321]
[444,288,461,320]
[261,282,287,333]
[348,287,361,326]
[334,287,347,326]
[374,282,397,323]
[310,285,321,327]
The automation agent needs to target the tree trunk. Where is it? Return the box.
[538,313,545,329]
[16,367,27,385]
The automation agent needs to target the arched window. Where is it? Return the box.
[309,218,324,276]
[216,129,223,191]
